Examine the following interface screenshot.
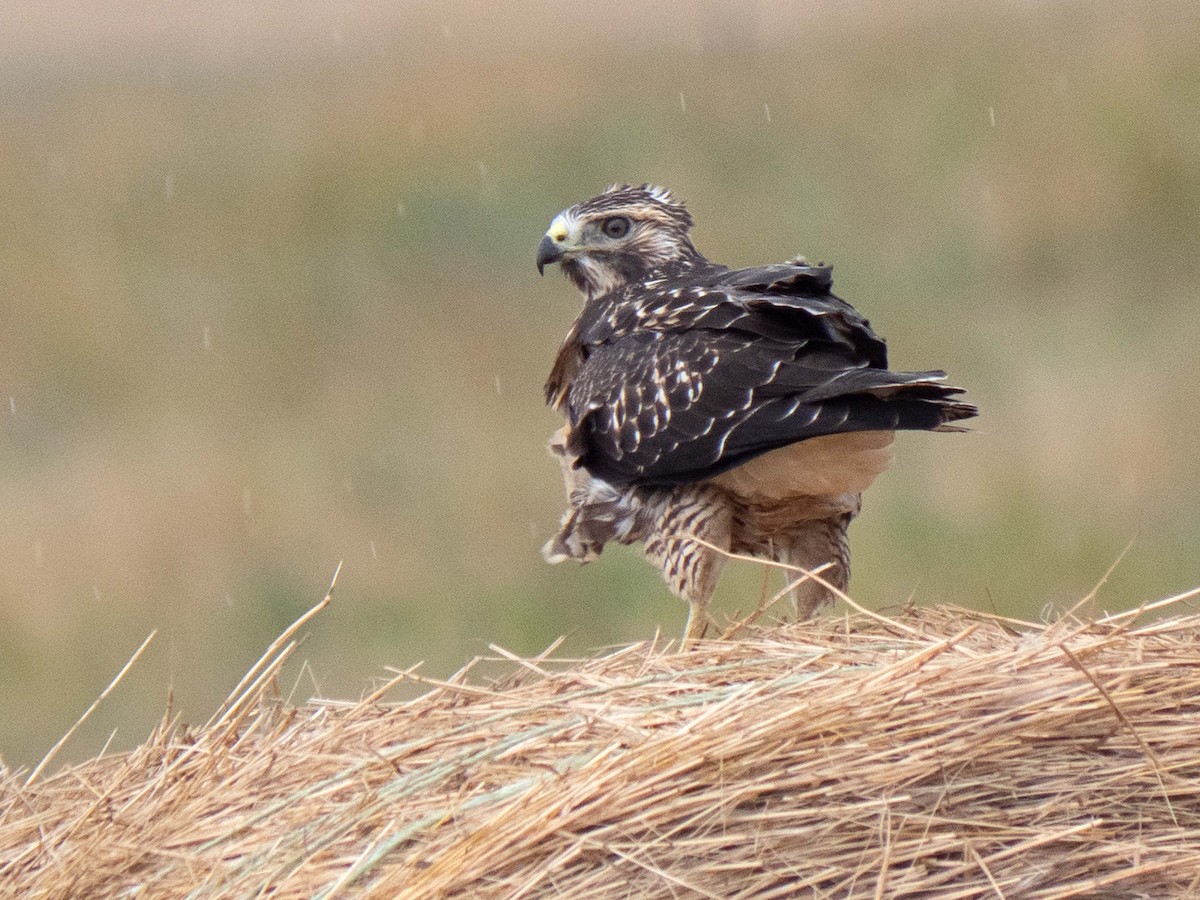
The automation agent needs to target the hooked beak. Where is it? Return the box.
[536,234,561,276]
[537,214,573,275]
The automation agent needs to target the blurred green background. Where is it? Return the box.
[2,0,1199,769]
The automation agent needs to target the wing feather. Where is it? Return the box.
[554,258,976,486]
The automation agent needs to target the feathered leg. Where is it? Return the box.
[779,496,860,618]
[644,485,731,646]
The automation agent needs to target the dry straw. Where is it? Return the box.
[4,582,1200,897]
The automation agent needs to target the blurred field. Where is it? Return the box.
[2,0,1199,769]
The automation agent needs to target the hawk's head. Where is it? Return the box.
[537,184,702,297]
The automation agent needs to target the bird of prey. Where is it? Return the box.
[537,184,975,642]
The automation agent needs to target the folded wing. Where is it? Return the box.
[564,262,976,487]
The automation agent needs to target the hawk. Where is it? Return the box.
[537,184,975,642]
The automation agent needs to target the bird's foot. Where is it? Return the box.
[681,601,710,650]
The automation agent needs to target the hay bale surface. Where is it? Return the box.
[3,602,1200,897]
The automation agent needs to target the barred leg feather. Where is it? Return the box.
[778,493,860,618]
[644,485,732,645]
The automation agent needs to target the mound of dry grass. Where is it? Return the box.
[4,589,1200,898]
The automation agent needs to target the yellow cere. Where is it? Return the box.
[547,214,571,244]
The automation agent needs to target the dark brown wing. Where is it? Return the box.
[561,261,975,486]
[567,329,972,486]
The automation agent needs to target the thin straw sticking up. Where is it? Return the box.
[25,631,156,788]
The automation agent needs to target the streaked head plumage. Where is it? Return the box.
[537,184,701,297]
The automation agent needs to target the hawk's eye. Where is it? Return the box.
[602,216,631,239]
